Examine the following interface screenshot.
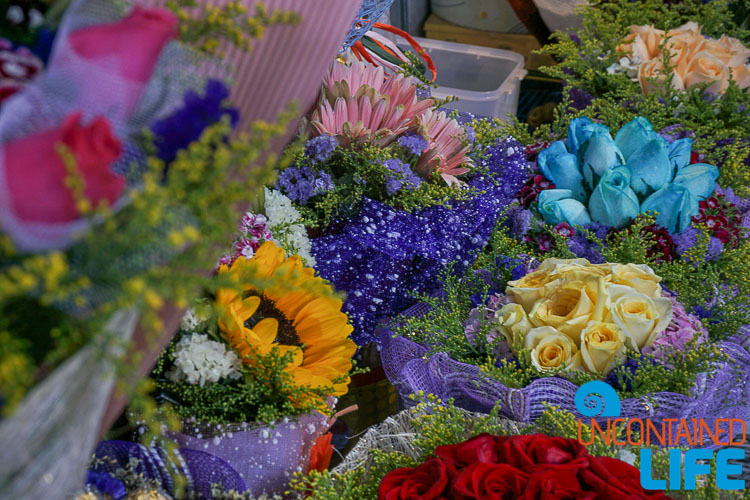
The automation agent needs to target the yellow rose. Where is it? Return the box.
[580,321,627,375]
[618,25,665,61]
[525,326,583,372]
[638,58,685,94]
[529,279,601,343]
[608,285,673,351]
[494,303,531,352]
[684,51,730,94]
[506,269,556,311]
[609,263,662,297]
[731,64,750,89]
[535,257,590,273]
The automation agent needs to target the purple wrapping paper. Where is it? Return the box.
[381,318,750,446]
[169,412,328,495]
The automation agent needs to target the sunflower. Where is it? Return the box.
[216,241,356,400]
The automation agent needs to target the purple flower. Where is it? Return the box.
[505,204,532,237]
[304,134,338,163]
[554,222,576,238]
[276,166,334,205]
[397,133,429,156]
[643,295,708,361]
[151,79,239,164]
[86,470,127,499]
[463,125,476,144]
[382,158,422,195]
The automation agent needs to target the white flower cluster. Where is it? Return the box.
[264,187,316,266]
[167,333,242,386]
[606,55,642,80]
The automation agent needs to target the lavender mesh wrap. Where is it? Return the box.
[311,138,529,345]
[168,412,328,495]
[381,311,750,444]
[91,440,245,497]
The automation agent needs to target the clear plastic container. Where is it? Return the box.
[399,37,527,121]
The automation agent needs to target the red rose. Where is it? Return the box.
[378,458,451,500]
[435,434,503,469]
[4,111,123,224]
[524,469,595,500]
[451,462,528,499]
[494,434,590,475]
[579,456,674,500]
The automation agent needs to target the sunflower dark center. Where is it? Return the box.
[244,293,300,347]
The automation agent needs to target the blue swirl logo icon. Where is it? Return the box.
[574,381,621,417]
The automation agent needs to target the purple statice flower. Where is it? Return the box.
[566,226,605,263]
[151,79,239,164]
[497,255,528,281]
[464,293,513,360]
[86,470,127,499]
[505,204,532,237]
[463,125,476,144]
[658,124,695,144]
[304,134,338,163]
[382,158,422,195]
[397,133,429,156]
[643,296,708,361]
[673,225,698,256]
[605,357,645,392]
[706,236,724,261]
[276,166,334,205]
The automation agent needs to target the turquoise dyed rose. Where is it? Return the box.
[533,116,718,233]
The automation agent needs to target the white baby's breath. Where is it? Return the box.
[167,333,242,386]
[264,188,316,266]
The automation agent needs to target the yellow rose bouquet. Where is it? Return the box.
[380,251,750,424]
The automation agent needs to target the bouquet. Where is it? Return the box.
[0,0,330,497]
[143,240,356,495]
[293,401,730,499]
[381,252,750,425]
[271,60,530,344]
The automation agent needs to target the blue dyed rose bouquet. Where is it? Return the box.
[504,115,750,266]
[536,116,718,234]
[270,60,529,345]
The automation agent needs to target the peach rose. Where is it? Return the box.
[667,21,701,38]
[717,35,750,66]
[684,51,730,94]
[638,58,684,94]
[665,33,704,76]
[730,65,750,89]
[618,25,665,61]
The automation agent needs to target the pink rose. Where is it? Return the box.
[4,112,123,224]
